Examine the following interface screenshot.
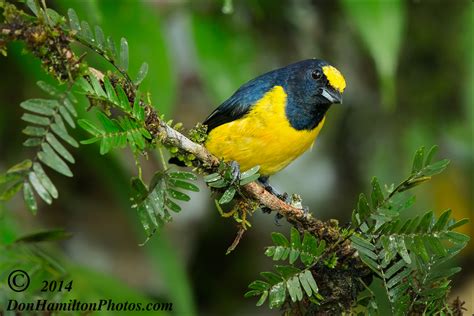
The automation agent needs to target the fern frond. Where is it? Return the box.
[0,82,79,213]
[131,170,199,242]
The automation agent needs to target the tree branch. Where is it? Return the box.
[0,1,337,239]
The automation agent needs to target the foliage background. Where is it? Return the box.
[0,0,472,315]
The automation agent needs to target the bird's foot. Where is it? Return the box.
[258,177,291,203]
[274,212,284,226]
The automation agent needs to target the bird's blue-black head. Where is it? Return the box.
[275,59,346,130]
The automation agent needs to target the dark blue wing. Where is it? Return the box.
[203,71,279,132]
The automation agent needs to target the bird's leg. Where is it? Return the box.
[258,176,289,202]
[258,176,289,225]
[258,177,311,222]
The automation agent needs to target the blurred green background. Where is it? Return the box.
[0,0,472,315]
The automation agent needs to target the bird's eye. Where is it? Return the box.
[311,70,322,80]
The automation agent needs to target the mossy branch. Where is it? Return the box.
[0,1,333,238]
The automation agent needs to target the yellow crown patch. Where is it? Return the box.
[322,65,346,93]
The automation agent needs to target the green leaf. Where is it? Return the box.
[169,171,197,181]
[384,259,407,279]
[412,146,425,174]
[89,75,107,98]
[134,62,149,86]
[395,237,411,264]
[94,25,105,50]
[80,21,93,42]
[46,8,63,26]
[273,246,288,261]
[167,189,190,202]
[413,236,429,263]
[23,126,47,137]
[240,165,260,179]
[130,177,149,201]
[448,218,469,230]
[168,179,199,192]
[248,280,270,291]
[23,138,42,147]
[421,159,450,177]
[275,265,300,278]
[261,271,283,284]
[219,186,236,204]
[26,0,39,16]
[268,282,286,309]
[287,275,303,302]
[256,291,268,306]
[424,145,439,166]
[116,85,132,112]
[59,106,75,128]
[272,232,289,247]
[119,37,129,71]
[106,36,117,59]
[14,229,72,243]
[432,209,451,231]
[298,271,312,297]
[426,236,447,256]
[244,290,260,298]
[7,159,32,174]
[417,211,434,233]
[351,235,376,251]
[0,181,23,201]
[38,143,73,177]
[357,193,371,220]
[426,267,462,283]
[386,268,411,288]
[28,171,52,204]
[67,8,81,31]
[289,227,301,264]
[239,173,260,186]
[371,177,384,208]
[20,99,58,116]
[37,81,60,96]
[0,173,22,185]
[132,95,145,121]
[23,181,37,215]
[302,270,318,294]
[359,254,381,277]
[46,133,75,164]
[51,123,79,147]
[75,77,93,93]
[78,119,103,136]
[301,232,318,266]
[445,231,470,244]
[165,198,181,213]
[203,173,221,182]
[103,76,119,105]
[21,113,50,125]
[32,163,58,199]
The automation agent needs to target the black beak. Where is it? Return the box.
[320,87,342,104]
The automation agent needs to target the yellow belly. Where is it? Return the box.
[205,86,325,176]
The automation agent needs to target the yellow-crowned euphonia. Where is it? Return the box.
[203,59,346,186]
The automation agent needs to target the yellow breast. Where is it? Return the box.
[205,86,325,176]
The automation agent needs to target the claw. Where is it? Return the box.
[274,212,284,226]
[258,176,289,202]
[261,206,272,214]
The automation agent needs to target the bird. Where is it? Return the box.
[202,59,346,195]
[170,59,345,197]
